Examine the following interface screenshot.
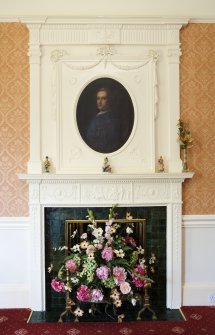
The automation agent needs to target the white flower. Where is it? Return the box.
[80,233,87,239]
[73,307,84,317]
[114,299,122,307]
[136,246,144,254]
[126,212,133,220]
[48,264,53,273]
[58,246,68,251]
[114,249,125,258]
[113,223,120,229]
[92,227,103,239]
[71,229,77,238]
[149,253,156,264]
[64,282,72,292]
[80,241,89,249]
[71,277,79,284]
[131,298,137,306]
[71,244,80,252]
[109,227,116,234]
[139,258,146,265]
[106,219,113,226]
[126,227,133,234]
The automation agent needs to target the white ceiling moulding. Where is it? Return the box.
[0,15,191,24]
[1,16,215,24]
[189,17,215,23]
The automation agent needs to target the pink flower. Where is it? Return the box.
[132,264,146,288]
[95,243,103,250]
[101,247,113,261]
[51,278,65,292]
[113,266,127,285]
[96,265,111,280]
[120,281,131,295]
[124,236,137,247]
[65,259,77,273]
[77,285,91,302]
[91,289,104,302]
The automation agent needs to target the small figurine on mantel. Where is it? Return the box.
[158,156,165,173]
[102,157,112,173]
[44,156,51,173]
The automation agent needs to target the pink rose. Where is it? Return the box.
[96,265,111,280]
[51,278,65,292]
[91,289,104,302]
[132,264,146,288]
[120,281,131,295]
[65,259,77,273]
[101,247,113,261]
[113,266,127,285]
[77,285,91,302]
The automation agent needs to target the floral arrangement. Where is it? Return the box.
[48,206,156,321]
[177,119,194,149]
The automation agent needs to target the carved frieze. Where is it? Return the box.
[133,181,171,203]
[40,183,80,204]
[81,182,132,204]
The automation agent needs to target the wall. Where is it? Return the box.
[0,23,29,217]
[180,23,215,215]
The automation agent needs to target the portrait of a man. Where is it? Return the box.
[76,78,134,154]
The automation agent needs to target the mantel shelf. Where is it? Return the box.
[17,172,194,182]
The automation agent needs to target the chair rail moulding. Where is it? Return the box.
[21,16,189,175]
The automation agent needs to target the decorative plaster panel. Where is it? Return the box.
[37,21,186,46]
[81,182,132,204]
[57,55,156,173]
[40,183,80,204]
[133,182,171,203]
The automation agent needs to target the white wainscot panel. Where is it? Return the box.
[182,215,215,306]
[0,217,30,308]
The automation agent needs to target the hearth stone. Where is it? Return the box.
[28,307,183,323]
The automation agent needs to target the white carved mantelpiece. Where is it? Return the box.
[18,172,193,311]
[18,16,193,312]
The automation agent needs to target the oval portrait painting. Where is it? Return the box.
[76,78,134,154]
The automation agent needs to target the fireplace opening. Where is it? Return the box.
[43,206,167,321]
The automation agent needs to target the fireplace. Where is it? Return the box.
[18,16,193,312]
[18,172,193,311]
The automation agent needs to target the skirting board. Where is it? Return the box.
[183,283,215,306]
[0,284,30,308]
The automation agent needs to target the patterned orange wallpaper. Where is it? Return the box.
[0,23,214,216]
[0,23,29,216]
[180,24,215,214]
